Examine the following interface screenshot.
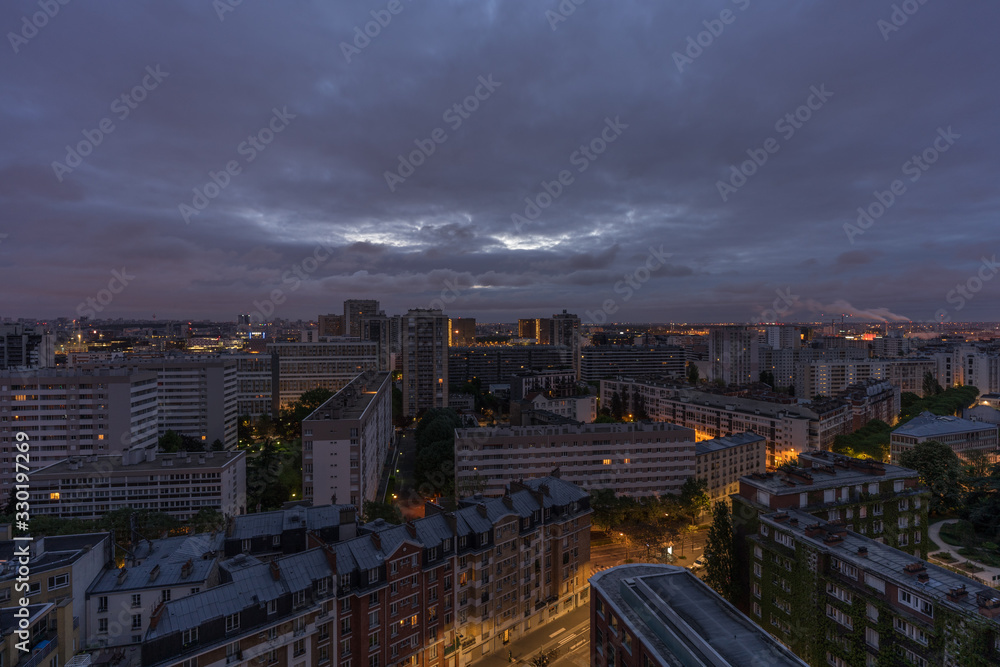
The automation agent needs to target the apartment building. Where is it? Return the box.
[85,533,224,648]
[80,356,239,449]
[448,319,475,347]
[344,299,381,339]
[746,509,1000,666]
[600,378,852,467]
[455,421,696,498]
[0,323,55,369]
[0,368,158,503]
[695,432,766,507]
[28,449,247,521]
[708,326,759,386]
[733,450,929,557]
[0,533,113,666]
[891,411,1000,464]
[509,370,577,402]
[303,371,393,506]
[795,359,891,399]
[590,564,807,667]
[402,309,449,418]
[887,357,937,396]
[448,345,573,385]
[268,340,380,409]
[232,352,278,418]
[139,476,591,667]
[510,394,597,425]
[837,379,900,429]
[579,345,686,382]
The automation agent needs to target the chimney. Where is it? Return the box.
[322,544,338,574]
[406,521,417,539]
[903,563,927,576]
[539,483,550,497]
[444,512,457,536]
[550,467,561,479]
[270,560,281,581]
[502,495,514,510]
[117,568,128,585]
[149,600,166,631]
[477,503,488,518]
[149,564,160,582]
[773,512,789,523]
[370,532,382,550]
[226,516,235,537]
[857,547,868,558]
[181,559,193,579]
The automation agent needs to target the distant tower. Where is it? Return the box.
[343,300,380,339]
[402,309,449,417]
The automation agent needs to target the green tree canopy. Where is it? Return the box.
[362,500,403,525]
[704,501,736,602]
[899,440,964,514]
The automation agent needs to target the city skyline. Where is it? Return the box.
[3,2,998,322]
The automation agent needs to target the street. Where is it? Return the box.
[472,603,591,667]
[588,527,709,573]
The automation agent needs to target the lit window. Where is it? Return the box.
[49,492,60,500]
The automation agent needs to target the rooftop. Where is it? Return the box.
[89,533,223,593]
[590,564,807,667]
[32,450,244,476]
[740,450,917,494]
[893,411,998,438]
[455,421,694,439]
[304,371,390,421]
[760,508,1000,623]
[0,533,110,581]
[226,504,355,540]
[695,432,765,456]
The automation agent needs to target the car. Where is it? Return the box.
[692,555,708,570]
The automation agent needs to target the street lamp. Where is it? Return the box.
[619,532,629,561]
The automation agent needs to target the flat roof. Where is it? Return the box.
[33,450,244,476]
[304,371,390,421]
[695,432,765,456]
[893,411,998,438]
[739,450,916,494]
[590,564,807,667]
[455,421,694,439]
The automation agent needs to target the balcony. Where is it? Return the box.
[19,638,57,667]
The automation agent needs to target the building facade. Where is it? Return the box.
[303,371,393,507]
[402,309,449,418]
[28,449,247,521]
[891,411,1000,464]
[695,432,766,507]
[708,326,759,386]
[455,421,696,498]
[579,345,686,382]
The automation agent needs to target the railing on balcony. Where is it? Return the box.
[19,638,57,667]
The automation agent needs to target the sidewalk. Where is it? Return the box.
[928,520,1000,584]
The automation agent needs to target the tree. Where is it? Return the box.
[590,489,623,532]
[610,391,624,421]
[704,501,736,602]
[923,371,943,397]
[633,391,649,421]
[899,440,964,514]
[679,477,711,522]
[210,438,224,451]
[687,362,700,385]
[362,500,403,525]
[759,370,775,387]
[189,508,224,533]
[159,429,183,452]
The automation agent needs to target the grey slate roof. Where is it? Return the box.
[695,431,765,456]
[89,533,222,594]
[227,504,353,540]
[893,410,998,437]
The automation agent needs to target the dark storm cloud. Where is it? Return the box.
[1,0,998,323]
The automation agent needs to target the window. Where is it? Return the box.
[183,628,198,646]
[293,590,306,607]
[866,627,879,649]
[131,593,142,608]
[341,597,351,613]
[294,639,306,657]
[866,603,879,621]
[342,618,352,635]
[775,531,795,550]
[226,613,240,632]
[753,562,762,578]
[47,574,69,590]
[341,638,352,656]
[99,618,108,633]
[98,596,108,612]
[826,604,853,630]
[369,568,379,584]
[369,632,380,650]
[894,617,929,645]
[267,599,277,614]
[872,503,883,516]
[369,610,380,628]
[369,656,380,667]
[864,573,885,592]
[752,602,761,617]
[132,614,142,630]
[827,583,852,604]
[162,589,171,602]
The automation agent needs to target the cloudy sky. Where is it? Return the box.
[2,0,997,324]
